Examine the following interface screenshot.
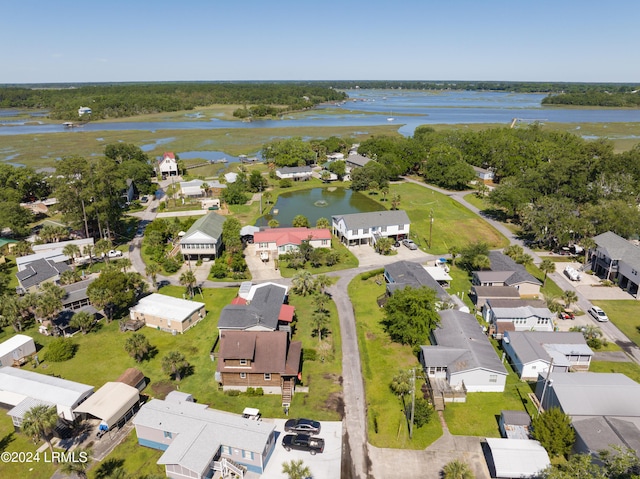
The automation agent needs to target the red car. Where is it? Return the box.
[558,310,575,320]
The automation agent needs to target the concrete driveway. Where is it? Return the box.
[244,244,283,281]
[261,419,342,479]
[347,242,433,268]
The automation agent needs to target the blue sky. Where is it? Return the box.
[3,0,639,84]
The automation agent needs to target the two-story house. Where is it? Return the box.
[158,152,178,178]
[483,298,554,338]
[179,212,226,260]
[592,231,640,297]
[472,251,542,297]
[332,210,410,247]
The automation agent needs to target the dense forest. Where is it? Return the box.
[542,90,640,107]
[0,83,347,120]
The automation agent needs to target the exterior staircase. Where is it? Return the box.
[282,379,293,406]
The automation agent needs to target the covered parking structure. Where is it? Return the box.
[74,382,140,431]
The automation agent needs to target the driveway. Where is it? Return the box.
[347,243,433,268]
[261,419,343,479]
[244,244,283,281]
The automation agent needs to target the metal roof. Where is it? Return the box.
[0,335,35,359]
[133,398,275,476]
[486,438,550,478]
[130,294,205,323]
[7,397,55,420]
[505,331,592,365]
[74,382,139,428]
[181,212,225,243]
[0,367,93,408]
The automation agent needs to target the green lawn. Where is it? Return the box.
[278,239,359,278]
[591,300,640,348]
[590,360,640,383]
[0,413,57,479]
[370,183,509,255]
[349,272,443,449]
[88,430,164,479]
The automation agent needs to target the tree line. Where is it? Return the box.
[0,82,347,120]
[543,90,640,107]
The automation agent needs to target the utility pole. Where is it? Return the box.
[429,210,434,249]
[537,358,554,417]
[409,367,416,439]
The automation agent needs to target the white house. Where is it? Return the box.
[0,367,94,424]
[180,179,206,197]
[253,227,331,260]
[503,331,593,380]
[332,210,410,246]
[78,106,92,116]
[275,166,313,181]
[158,152,178,178]
[179,212,226,260]
[130,294,206,334]
[420,310,507,395]
[326,152,344,162]
[472,165,494,182]
[0,335,36,367]
[483,299,554,338]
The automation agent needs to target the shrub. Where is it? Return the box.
[303,348,317,361]
[245,387,264,397]
[45,338,76,362]
[210,261,228,279]
[254,387,264,396]
[224,390,241,397]
[163,257,181,273]
[361,268,385,281]
[279,178,293,188]
[196,259,203,267]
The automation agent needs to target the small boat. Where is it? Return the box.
[387,117,394,122]
[63,122,75,127]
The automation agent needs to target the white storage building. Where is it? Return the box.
[130,293,206,334]
[74,382,140,430]
[0,335,36,367]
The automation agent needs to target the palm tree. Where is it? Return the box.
[263,190,272,204]
[442,459,474,479]
[314,274,332,295]
[22,405,59,459]
[282,459,311,479]
[118,257,132,273]
[380,186,389,202]
[316,217,330,229]
[145,262,161,289]
[14,241,33,257]
[390,193,401,210]
[124,333,151,363]
[580,237,596,265]
[539,259,556,286]
[545,295,564,314]
[561,290,579,310]
[60,269,80,285]
[200,182,210,197]
[60,447,91,479]
[0,294,26,332]
[503,244,524,259]
[311,311,329,342]
[268,219,280,228]
[179,270,197,298]
[291,270,316,296]
[94,238,113,262]
[162,351,189,381]
[70,311,95,334]
[88,287,111,321]
[313,293,329,313]
[82,244,94,265]
[472,254,491,271]
[62,243,81,268]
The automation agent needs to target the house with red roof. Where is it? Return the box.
[253,227,331,260]
[158,152,178,178]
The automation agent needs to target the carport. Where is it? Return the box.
[74,382,140,430]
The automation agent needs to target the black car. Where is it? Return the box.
[284,418,321,435]
[282,434,325,455]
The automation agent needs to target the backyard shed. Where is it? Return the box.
[0,334,36,367]
[74,382,140,430]
[485,438,550,478]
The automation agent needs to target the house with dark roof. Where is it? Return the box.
[499,410,531,439]
[472,251,542,297]
[384,260,451,303]
[592,231,640,297]
[16,258,70,293]
[503,331,593,380]
[61,277,95,310]
[215,330,302,403]
[471,285,521,309]
[535,372,640,458]
[472,165,494,182]
[179,212,226,260]
[483,298,554,338]
[217,283,293,335]
[133,394,277,477]
[332,210,410,246]
[275,166,313,181]
[345,154,371,169]
[419,310,507,401]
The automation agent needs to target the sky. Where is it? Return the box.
[3,0,639,84]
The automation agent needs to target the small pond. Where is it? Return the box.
[256,187,384,227]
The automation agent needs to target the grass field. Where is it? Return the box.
[349,272,443,449]
[369,183,509,255]
[278,239,359,278]
[590,360,640,383]
[591,300,640,348]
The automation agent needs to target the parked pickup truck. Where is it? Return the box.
[281,434,325,455]
[564,266,581,281]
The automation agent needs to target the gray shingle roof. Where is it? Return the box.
[487,251,541,286]
[385,260,449,301]
[333,210,410,232]
[505,331,592,365]
[277,166,312,174]
[346,154,371,167]
[218,284,287,331]
[61,277,95,307]
[472,286,520,299]
[133,398,275,476]
[421,310,507,375]
[501,410,532,427]
[16,258,70,289]
[594,231,640,271]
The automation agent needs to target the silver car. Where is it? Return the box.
[402,239,418,250]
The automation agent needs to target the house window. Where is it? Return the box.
[489,375,498,383]
[221,445,231,455]
[260,242,268,249]
[264,373,271,381]
[321,239,329,246]
[381,226,387,232]
[240,372,246,379]
[242,450,253,460]
[239,359,247,365]
[164,431,172,439]
[399,224,405,231]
